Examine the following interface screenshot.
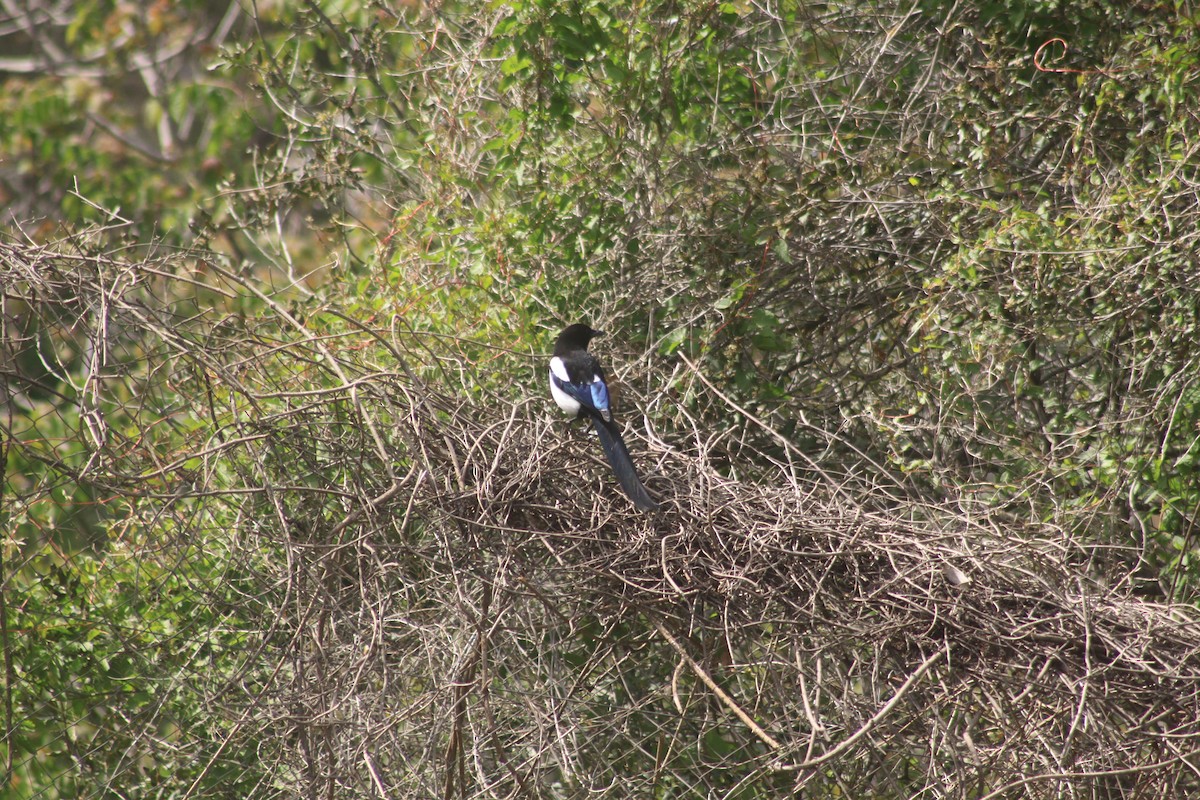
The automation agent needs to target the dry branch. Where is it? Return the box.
[5,242,1200,798]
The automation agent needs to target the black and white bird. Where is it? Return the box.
[548,323,659,511]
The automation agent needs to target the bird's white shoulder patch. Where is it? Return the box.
[549,358,581,415]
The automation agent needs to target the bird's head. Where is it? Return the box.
[556,323,605,351]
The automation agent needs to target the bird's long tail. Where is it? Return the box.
[592,417,660,511]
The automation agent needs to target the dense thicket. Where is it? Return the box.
[4,1,1200,798]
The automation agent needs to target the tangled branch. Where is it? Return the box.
[4,240,1200,798]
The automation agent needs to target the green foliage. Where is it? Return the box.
[578,0,1200,596]
[886,11,1200,591]
[6,0,1200,796]
[1,254,279,797]
[4,521,265,798]
[0,2,276,244]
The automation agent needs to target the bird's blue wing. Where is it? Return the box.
[553,374,612,422]
[588,379,610,417]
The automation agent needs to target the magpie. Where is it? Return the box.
[549,323,660,511]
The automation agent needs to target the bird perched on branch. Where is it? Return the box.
[549,323,659,511]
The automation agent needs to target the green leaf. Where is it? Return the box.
[501,53,534,76]
[660,326,688,355]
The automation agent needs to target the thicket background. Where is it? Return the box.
[4,0,1200,797]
